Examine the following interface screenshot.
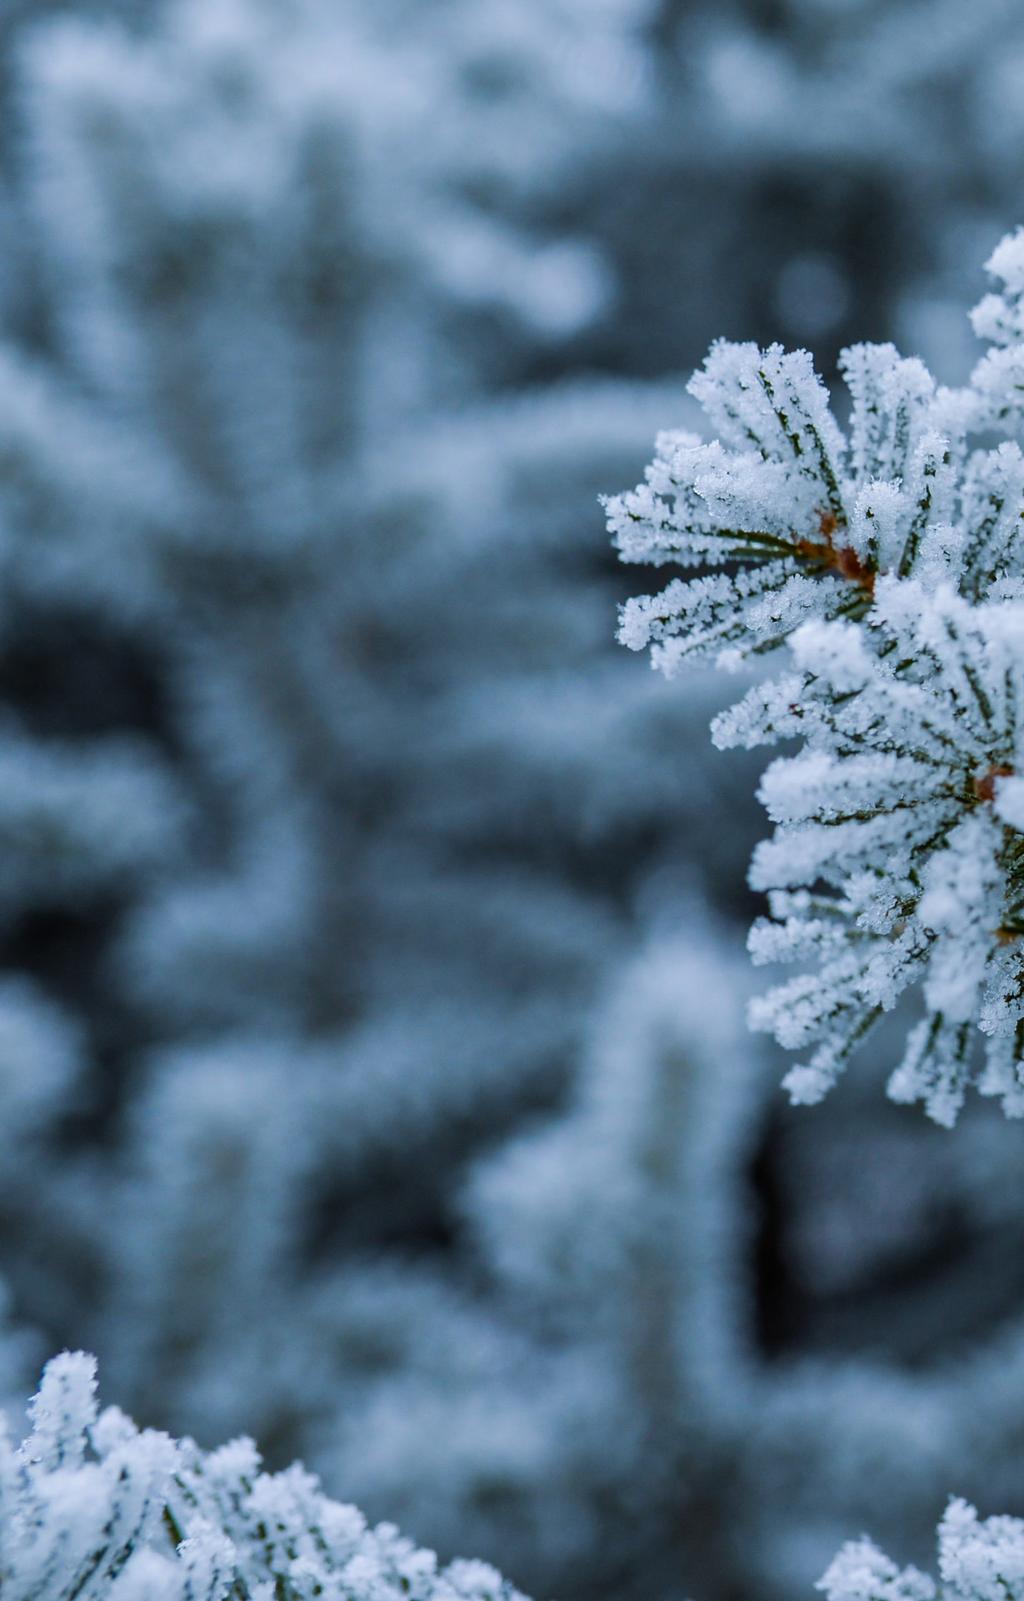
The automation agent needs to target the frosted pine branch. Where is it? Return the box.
[0,1352,530,1601]
[607,340,971,673]
[723,581,1024,1125]
[821,1500,1024,1601]
[611,223,1024,1120]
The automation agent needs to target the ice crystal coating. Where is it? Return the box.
[607,339,971,674]
[0,1352,529,1601]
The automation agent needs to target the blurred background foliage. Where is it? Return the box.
[1,3,1024,1600]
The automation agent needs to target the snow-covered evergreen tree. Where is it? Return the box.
[9,7,1024,1601]
[0,0,762,1483]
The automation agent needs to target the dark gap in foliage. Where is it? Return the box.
[751,1102,1024,1368]
[749,1107,809,1357]
[0,606,171,743]
[0,900,142,1138]
[306,1073,571,1266]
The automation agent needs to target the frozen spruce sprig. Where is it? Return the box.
[607,338,971,673]
[714,579,1024,1126]
[610,225,1024,1122]
[0,1351,529,1601]
[820,1499,1024,1601]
